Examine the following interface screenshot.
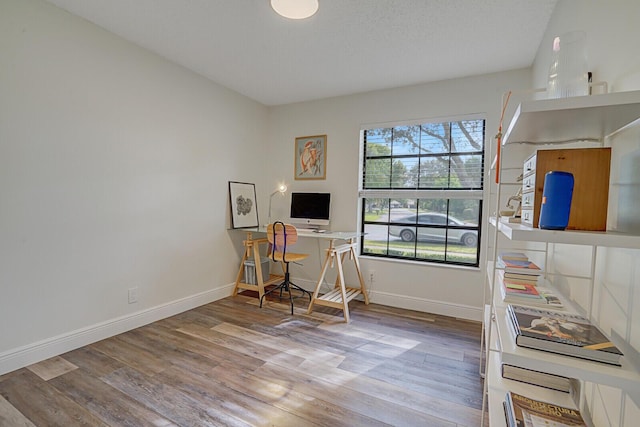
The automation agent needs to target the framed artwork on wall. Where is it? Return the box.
[294,134,326,180]
[228,181,259,228]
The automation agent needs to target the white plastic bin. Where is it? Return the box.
[244,257,270,284]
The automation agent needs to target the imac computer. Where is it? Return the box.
[289,192,331,229]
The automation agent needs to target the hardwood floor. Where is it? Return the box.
[0,293,485,426]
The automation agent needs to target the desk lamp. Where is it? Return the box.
[268,184,287,225]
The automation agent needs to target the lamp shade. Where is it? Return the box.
[276,184,287,194]
[271,0,318,19]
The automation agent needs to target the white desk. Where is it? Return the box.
[232,227,369,322]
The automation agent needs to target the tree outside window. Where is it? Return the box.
[360,119,484,266]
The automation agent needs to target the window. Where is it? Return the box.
[359,118,485,266]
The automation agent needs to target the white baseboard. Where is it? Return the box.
[293,277,482,322]
[0,280,482,376]
[369,290,483,321]
[0,284,235,376]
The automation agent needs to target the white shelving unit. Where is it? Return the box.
[492,303,640,399]
[481,90,640,427]
[486,352,580,427]
[489,216,640,249]
[502,90,640,145]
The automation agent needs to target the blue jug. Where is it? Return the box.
[539,171,574,230]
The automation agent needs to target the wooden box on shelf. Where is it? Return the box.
[521,147,611,231]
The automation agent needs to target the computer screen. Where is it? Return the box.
[289,192,331,226]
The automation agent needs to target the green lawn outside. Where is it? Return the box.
[363,239,476,263]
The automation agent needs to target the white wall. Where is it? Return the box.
[267,70,531,321]
[530,1,640,425]
[532,0,640,94]
[0,0,268,374]
[5,0,637,388]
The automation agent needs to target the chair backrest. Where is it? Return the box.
[267,221,299,262]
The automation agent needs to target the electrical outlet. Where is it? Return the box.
[369,270,375,283]
[128,287,138,304]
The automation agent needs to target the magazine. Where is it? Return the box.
[537,288,564,308]
[504,391,586,427]
[507,304,622,365]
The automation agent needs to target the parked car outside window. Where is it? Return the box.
[388,212,478,247]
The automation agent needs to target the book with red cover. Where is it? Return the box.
[500,282,546,306]
[502,280,540,298]
[497,258,543,275]
[502,282,542,298]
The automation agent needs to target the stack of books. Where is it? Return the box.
[507,304,623,366]
[497,252,542,279]
[503,391,586,427]
[496,252,563,308]
[501,364,573,393]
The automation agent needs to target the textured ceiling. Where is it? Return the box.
[45,0,558,106]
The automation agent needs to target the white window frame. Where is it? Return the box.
[358,114,486,266]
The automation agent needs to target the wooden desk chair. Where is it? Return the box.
[260,221,312,315]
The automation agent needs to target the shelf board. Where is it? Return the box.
[314,287,361,309]
[489,216,640,249]
[486,352,581,427]
[503,90,640,145]
[235,274,285,291]
[493,304,640,405]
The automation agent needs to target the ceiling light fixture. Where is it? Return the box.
[270,0,319,20]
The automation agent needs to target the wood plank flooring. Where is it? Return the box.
[0,293,485,426]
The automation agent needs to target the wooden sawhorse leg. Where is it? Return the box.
[233,233,280,301]
[307,239,368,322]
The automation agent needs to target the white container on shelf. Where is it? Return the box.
[547,36,561,98]
[547,31,589,99]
